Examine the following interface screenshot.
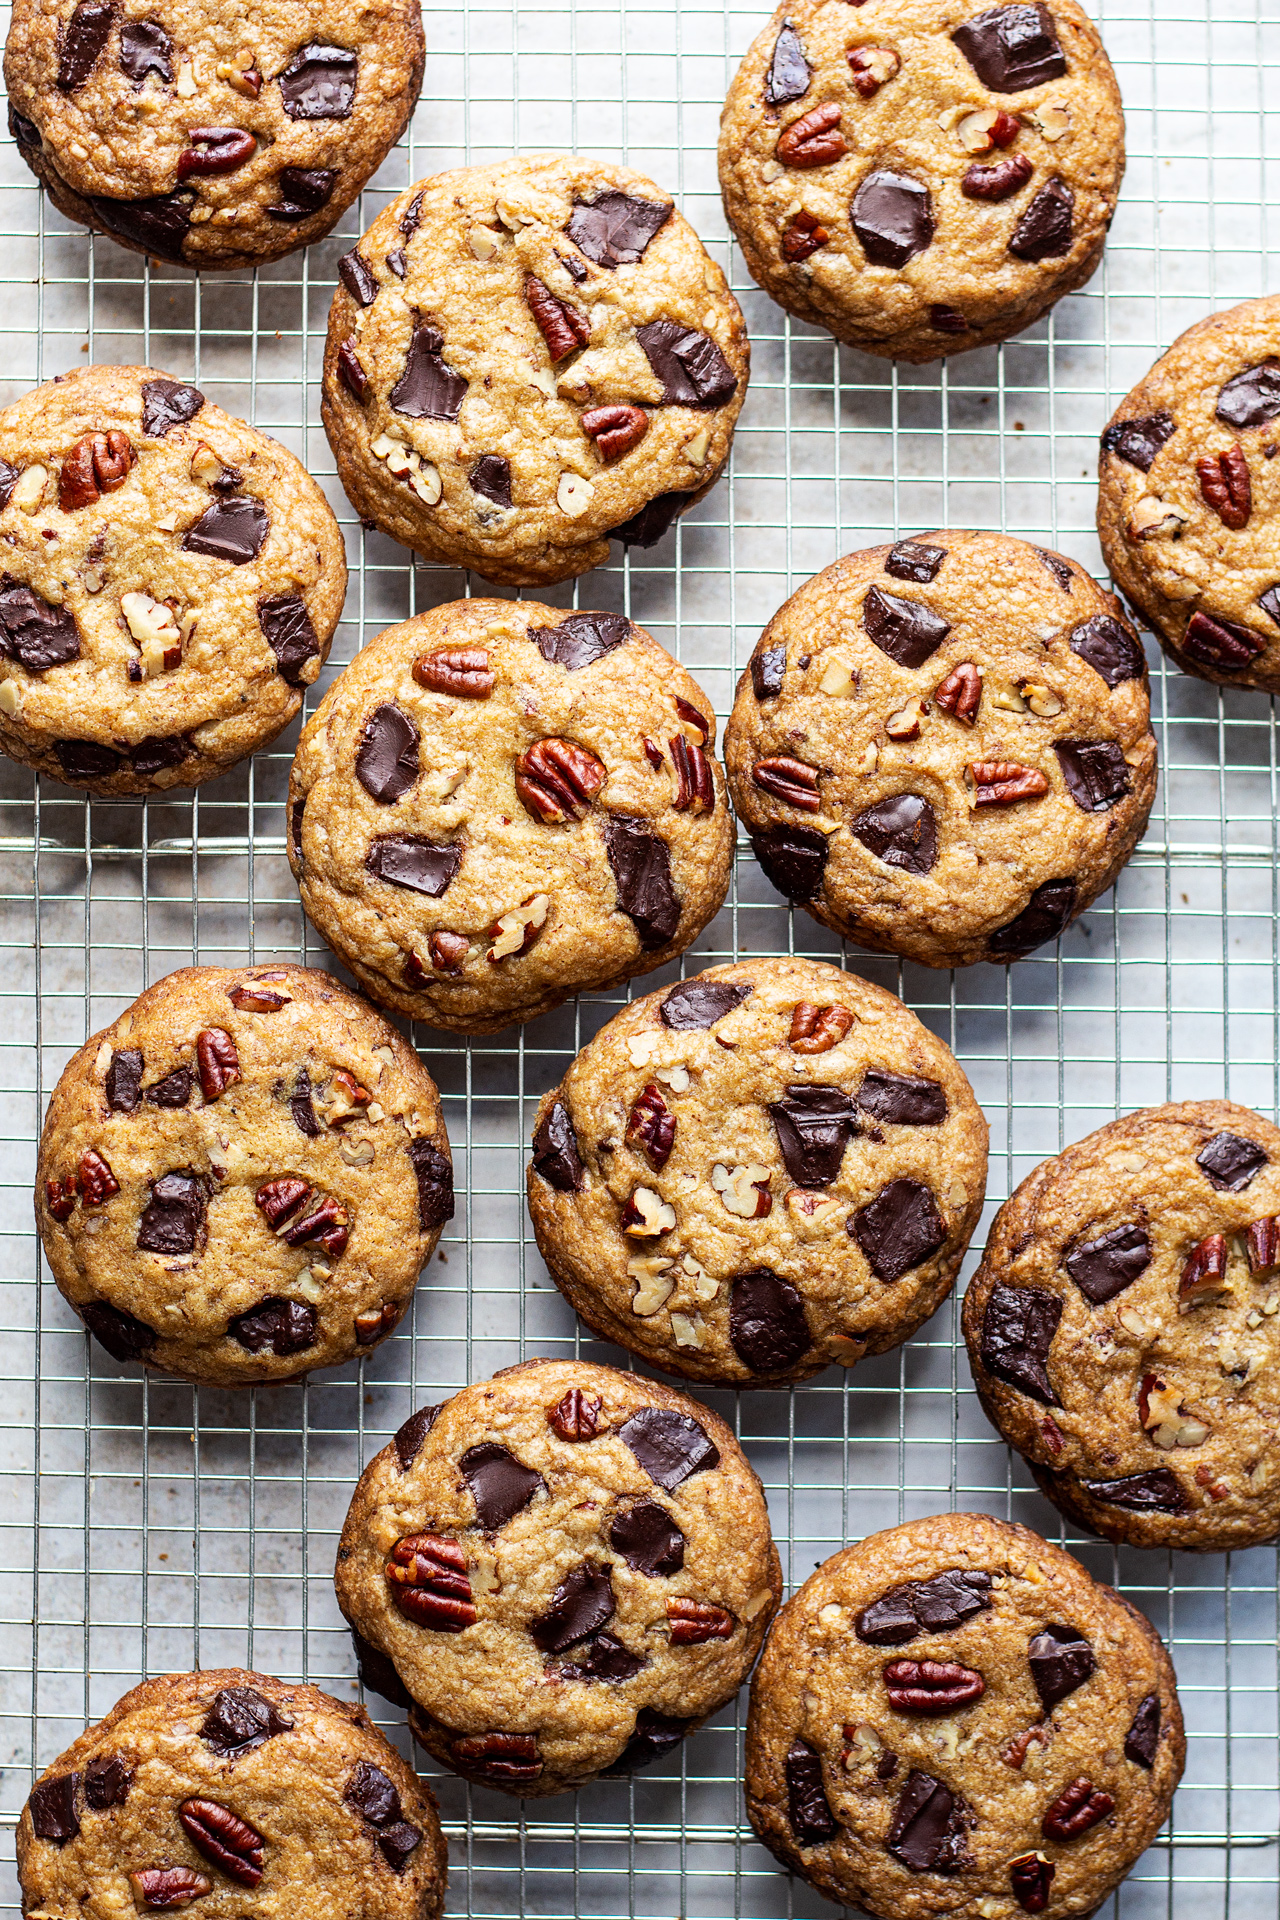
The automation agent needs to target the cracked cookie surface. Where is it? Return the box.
[4,0,423,271]
[745,1513,1183,1920]
[16,1667,447,1920]
[0,365,345,795]
[718,0,1123,361]
[527,957,988,1386]
[36,962,452,1386]
[963,1100,1280,1551]
[334,1358,781,1796]
[287,597,734,1034]
[320,153,749,586]
[1096,295,1280,693]
[724,531,1157,970]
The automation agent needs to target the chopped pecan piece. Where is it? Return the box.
[675,696,710,743]
[1179,1231,1229,1307]
[196,1028,240,1101]
[128,1868,212,1910]
[626,1084,677,1170]
[413,647,495,697]
[883,1658,985,1714]
[667,1598,735,1643]
[176,127,255,178]
[280,1193,349,1256]
[1041,1776,1114,1842]
[582,404,648,463]
[848,45,900,95]
[776,102,847,167]
[1010,1854,1055,1914]
[355,1303,397,1344]
[228,982,290,1012]
[451,1731,542,1783]
[788,1002,853,1052]
[525,275,591,361]
[255,1176,309,1228]
[752,755,821,809]
[781,209,830,261]
[621,1186,677,1235]
[1002,1725,1050,1769]
[427,930,469,973]
[46,1175,77,1221]
[1197,445,1251,530]
[970,761,1049,805]
[933,662,981,724]
[78,1147,118,1206]
[670,735,713,812]
[1246,1215,1280,1273]
[961,153,1034,200]
[386,1533,477,1631]
[59,431,133,511]
[487,893,548,962]
[178,1800,264,1887]
[711,1162,772,1219]
[548,1388,604,1440]
[326,1069,372,1126]
[515,737,607,824]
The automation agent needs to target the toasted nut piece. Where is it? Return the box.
[256,1176,309,1227]
[216,59,262,95]
[548,1388,604,1439]
[956,106,1021,151]
[178,1800,264,1887]
[324,1068,372,1127]
[710,1162,772,1219]
[59,431,133,510]
[962,153,1034,200]
[1041,1777,1114,1842]
[0,680,20,717]
[196,1028,240,1100]
[752,754,821,809]
[629,1255,675,1314]
[670,735,713,812]
[78,1147,119,1206]
[782,209,830,262]
[467,225,501,260]
[934,662,981,724]
[341,1139,376,1169]
[667,1598,735,1643]
[670,1311,706,1347]
[848,45,900,95]
[354,1302,396,1342]
[487,893,549,962]
[685,428,710,467]
[451,1731,541,1782]
[621,1186,677,1236]
[1179,1231,1230,1308]
[515,737,606,824]
[675,695,710,744]
[386,1531,477,1631]
[1009,1854,1055,1914]
[786,1187,843,1229]
[777,102,847,167]
[816,652,855,697]
[789,1001,854,1052]
[582,404,648,463]
[626,1084,676,1170]
[121,591,180,647]
[1128,494,1186,541]
[886,697,924,740]
[129,1869,212,1910]
[428,930,470,973]
[883,1658,985,1714]
[1020,680,1063,717]
[46,1174,77,1220]
[1029,103,1070,139]
[12,464,49,512]
[991,685,1028,712]
[1003,1725,1050,1769]
[414,647,494,698]
[557,472,594,517]
[280,1191,349,1257]
[1246,1215,1280,1273]
[228,982,290,1011]
[176,127,257,179]
[189,443,222,486]
[1197,445,1251,529]
[969,761,1048,806]
[525,275,590,361]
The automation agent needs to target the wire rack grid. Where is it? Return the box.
[0,0,1278,1913]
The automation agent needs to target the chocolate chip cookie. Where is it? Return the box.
[0,365,344,795]
[335,1358,781,1796]
[1096,295,1280,692]
[4,0,423,272]
[724,531,1157,970]
[527,957,988,1386]
[36,963,453,1386]
[963,1100,1280,1551]
[718,0,1124,362]
[287,598,734,1034]
[745,1512,1184,1920]
[17,1667,448,1920]
[320,153,750,585]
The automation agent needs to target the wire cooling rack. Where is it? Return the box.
[2,0,1279,1913]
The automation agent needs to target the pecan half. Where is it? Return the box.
[848,45,900,95]
[255,1176,309,1228]
[1197,445,1251,530]
[970,761,1049,805]
[46,1175,76,1221]
[428,930,469,973]
[1002,1725,1050,1769]
[515,737,607,824]
[782,209,830,261]
[128,1869,212,1910]
[961,153,1034,200]
[883,1658,985,1714]
[78,1147,118,1206]
[667,1598,735,1644]
[178,1800,264,1887]
[386,1533,477,1631]
[1179,1231,1229,1307]
[626,1084,676,1170]
[548,1388,604,1441]
[228,983,290,1012]
[1010,1854,1055,1914]
[413,647,495,698]
[196,1028,240,1101]
[752,755,821,809]
[788,1002,854,1052]
[176,127,256,178]
[1041,1776,1114,1842]
[59,431,133,511]
[525,275,591,361]
[1246,1215,1280,1273]
[670,735,713,812]
[777,102,847,167]
[451,1731,542,1783]
[582,405,648,463]
[934,662,982,723]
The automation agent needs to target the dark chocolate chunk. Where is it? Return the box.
[83,1753,133,1809]
[617,1407,719,1488]
[764,21,811,103]
[229,1295,317,1355]
[604,1708,689,1773]
[660,980,751,1030]
[471,454,512,508]
[258,594,320,686]
[610,489,692,548]
[136,1169,206,1254]
[1009,177,1074,261]
[55,740,120,781]
[531,1099,585,1193]
[365,834,462,896]
[376,1818,421,1873]
[141,378,204,437]
[636,320,737,408]
[602,815,680,950]
[267,166,336,218]
[1037,547,1074,590]
[345,1758,400,1827]
[144,1065,192,1108]
[356,703,420,804]
[80,1302,157,1363]
[408,1136,454,1231]
[608,1500,685,1575]
[885,540,946,583]
[57,1,113,90]
[751,643,786,699]
[988,877,1077,957]
[390,322,468,420]
[862,584,951,667]
[559,1632,646,1682]
[1100,411,1175,472]
[857,1569,992,1645]
[951,4,1066,89]
[400,191,424,238]
[89,190,192,263]
[851,170,934,268]
[1197,1130,1267,1190]
[751,823,828,900]
[290,1066,320,1136]
[0,580,81,670]
[1068,614,1144,687]
[9,105,41,150]
[1216,361,1280,431]
[277,42,357,118]
[199,1686,293,1757]
[0,458,19,509]
[785,1741,835,1846]
[852,1179,945,1282]
[1124,1693,1161,1768]
[289,795,306,865]
[529,609,631,670]
[1260,585,1280,630]
[460,1442,545,1530]
[182,496,268,564]
[351,1627,414,1708]
[531,1561,615,1651]
[119,18,172,82]
[851,793,938,875]
[566,191,672,268]
[1028,1625,1095,1707]
[27,1773,80,1842]
[130,734,192,775]
[979,1282,1061,1403]
[338,249,378,307]
[393,1402,441,1472]
[729,1269,811,1373]
[105,1048,143,1111]
[1064,1223,1150,1304]
[769,1086,858,1186]
[856,1069,946,1127]
[887,1771,970,1873]
[1055,739,1131,811]
[1082,1469,1188,1514]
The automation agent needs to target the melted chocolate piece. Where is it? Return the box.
[764,20,811,103]
[338,249,378,307]
[1260,585,1280,630]
[351,1627,414,1708]
[268,167,336,218]
[862,584,951,667]
[89,190,192,262]
[608,1500,685,1575]
[857,1569,992,1645]
[290,1067,320,1136]
[1100,411,1175,472]
[200,1686,294,1757]
[182,496,268,564]
[27,1774,80,1842]
[602,815,680,950]
[617,1407,719,1488]
[1216,361,1280,431]
[887,1771,970,1873]
[769,1086,858,1186]
[365,834,462,896]
[851,170,934,268]
[885,540,945,583]
[751,824,828,900]
[289,795,306,865]
[119,18,172,83]
[1009,177,1074,261]
[1036,548,1073,591]
[106,1048,143,1111]
[610,489,692,548]
[786,1741,835,1846]
[9,105,40,150]
[345,1758,401,1828]
[979,1282,1061,1403]
[531,1100,585,1192]
[144,1065,192,1108]
[1068,614,1144,687]
[408,1137,454,1231]
[852,1179,945,1282]
[1082,1469,1188,1513]
[951,3,1066,89]
[131,734,192,775]
[1124,1693,1161,1768]
[566,191,672,268]
[55,741,120,781]
[230,1296,317,1355]
[0,458,19,509]
[1028,1625,1095,1707]
[460,1442,546,1530]
[559,1632,646,1682]
[660,980,751,1029]
[729,1269,811,1373]
[751,644,786,699]
[80,1302,157,1363]
[0,580,80,670]
[531,1561,615,1651]
[141,378,204,437]
[857,1069,946,1126]
[988,877,1077,957]
[1197,1130,1267,1190]
[393,1402,441,1471]
[471,454,512,508]
[391,322,468,420]
[400,192,424,238]
[636,321,737,408]
[604,1708,689,1773]
[277,42,357,118]
[851,794,938,875]
[83,1753,133,1808]
[529,609,631,670]
[1055,739,1131,811]
[356,703,420,803]
[136,1169,206,1254]
[57,1,114,90]
[1064,1223,1150,1304]
[258,594,320,686]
